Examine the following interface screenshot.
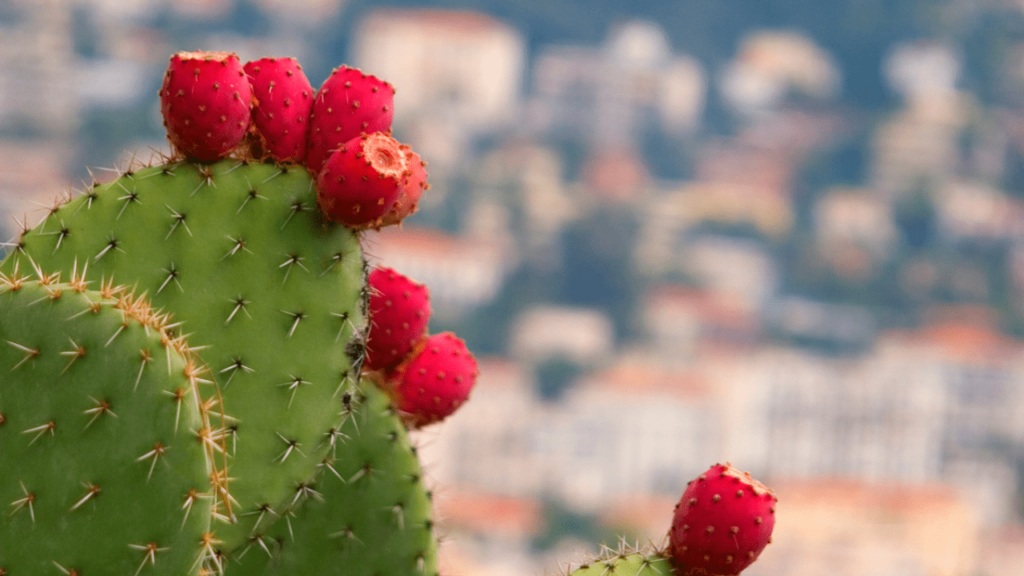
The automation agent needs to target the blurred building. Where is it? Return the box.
[720,30,840,116]
[420,357,715,511]
[682,236,778,313]
[754,344,947,482]
[418,360,544,497]
[764,297,878,350]
[873,41,971,198]
[642,285,759,359]
[934,179,1022,244]
[352,9,525,134]
[0,0,78,136]
[475,143,574,268]
[884,41,960,105]
[814,187,898,258]
[252,0,345,23]
[528,20,705,147]
[550,360,716,511]
[634,181,792,278]
[78,0,234,20]
[871,104,969,199]
[977,526,1024,576]
[748,480,979,576]
[510,305,615,365]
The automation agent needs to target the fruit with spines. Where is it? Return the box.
[0,275,221,575]
[384,332,478,428]
[307,66,395,175]
[317,132,409,227]
[365,266,431,372]
[244,57,315,163]
[379,146,429,227]
[668,463,777,576]
[160,51,252,161]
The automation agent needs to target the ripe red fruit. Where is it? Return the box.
[385,332,478,428]
[669,463,777,576]
[306,66,395,175]
[316,132,408,228]
[243,57,314,163]
[378,146,429,227]
[366,267,431,371]
[160,51,252,161]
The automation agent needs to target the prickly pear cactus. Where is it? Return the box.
[568,553,672,576]
[233,386,437,575]
[0,48,732,576]
[0,159,436,572]
[0,273,220,575]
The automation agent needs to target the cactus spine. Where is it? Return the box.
[0,274,221,575]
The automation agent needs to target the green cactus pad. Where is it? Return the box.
[1,160,368,549]
[569,553,673,576]
[229,383,437,576]
[0,273,217,575]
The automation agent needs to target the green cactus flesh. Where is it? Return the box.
[570,553,673,576]
[0,160,383,551]
[229,382,436,574]
[0,276,216,575]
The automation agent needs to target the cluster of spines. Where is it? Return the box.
[229,383,437,576]
[0,265,233,575]
[561,540,672,576]
[0,261,232,481]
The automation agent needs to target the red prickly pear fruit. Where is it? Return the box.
[385,332,478,428]
[243,57,314,163]
[159,51,252,161]
[306,66,395,175]
[669,463,777,576]
[378,146,429,227]
[365,266,431,371]
[316,132,408,228]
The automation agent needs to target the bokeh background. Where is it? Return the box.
[2,0,1024,574]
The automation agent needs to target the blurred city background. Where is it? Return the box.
[2,0,1024,574]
